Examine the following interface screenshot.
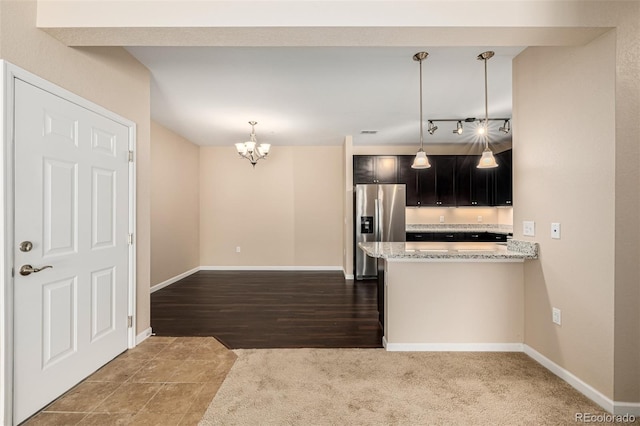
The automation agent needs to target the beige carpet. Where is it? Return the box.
[199,348,624,426]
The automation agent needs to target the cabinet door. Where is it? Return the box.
[353,155,398,184]
[397,155,419,206]
[417,162,437,206]
[494,150,513,206]
[435,156,457,206]
[456,155,493,206]
[406,232,432,242]
[472,162,494,206]
[456,156,473,206]
[374,156,398,183]
[353,156,375,184]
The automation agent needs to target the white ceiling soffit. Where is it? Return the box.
[127,46,524,147]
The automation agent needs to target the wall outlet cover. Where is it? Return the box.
[552,307,561,325]
[523,221,535,237]
[551,222,561,239]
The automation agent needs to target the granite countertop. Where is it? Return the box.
[406,224,513,235]
[358,239,537,260]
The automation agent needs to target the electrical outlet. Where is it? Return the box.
[439,216,445,223]
[236,246,241,253]
[523,221,535,237]
[551,222,561,239]
[477,215,483,223]
[552,307,561,325]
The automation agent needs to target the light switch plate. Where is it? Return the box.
[523,221,535,237]
[551,222,561,239]
[552,307,561,325]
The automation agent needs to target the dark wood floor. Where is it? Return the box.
[150,271,383,349]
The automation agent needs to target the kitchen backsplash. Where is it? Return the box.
[406,207,513,226]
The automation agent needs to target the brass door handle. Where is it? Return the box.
[19,264,53,276]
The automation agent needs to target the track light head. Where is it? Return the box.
[453,121,463,135]
[427,121,438,135]
[499,119,511,134]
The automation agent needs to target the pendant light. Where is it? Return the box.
[411,52,431,169]
[477,51,499,169]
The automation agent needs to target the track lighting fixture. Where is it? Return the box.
[499,119,511,134]
[411,52,431,170]
[427,121,438,135]
[424,117,510,136]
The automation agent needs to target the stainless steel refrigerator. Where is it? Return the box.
[355,184,406,280]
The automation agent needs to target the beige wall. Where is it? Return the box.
[343,136,354,277]
[200,145,343,267]
[385,260,524,345]
[0,1,151,333]
[514,33,617,398]
[150,121,200,286]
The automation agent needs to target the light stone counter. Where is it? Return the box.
[406,224,513,235]
[359,239,537,261]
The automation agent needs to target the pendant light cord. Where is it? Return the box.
[419,57,424,151]
[483,56,489,150]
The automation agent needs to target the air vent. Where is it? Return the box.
[360,130,378,134]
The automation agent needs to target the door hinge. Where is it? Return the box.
[127,315,133,328]
[128,233,133,245]
[128,150,134,162]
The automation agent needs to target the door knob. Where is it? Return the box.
[19,264,53,276]
[19,241,33,252]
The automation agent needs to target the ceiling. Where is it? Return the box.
[126,46,525,148]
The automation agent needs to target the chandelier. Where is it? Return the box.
[234,121,271,167]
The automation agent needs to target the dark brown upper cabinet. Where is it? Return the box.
[353,155,398,184]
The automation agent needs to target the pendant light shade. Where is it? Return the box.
[479,147,499,168]
[412,150,430,169]
[411,52,431,170]
[476,51,499,169]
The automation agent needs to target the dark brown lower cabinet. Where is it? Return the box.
[407,232,508,242]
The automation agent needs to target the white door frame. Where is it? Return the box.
[0,61,137,425]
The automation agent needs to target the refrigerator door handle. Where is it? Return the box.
[374,198,382,241]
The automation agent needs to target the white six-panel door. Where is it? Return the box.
[13,78,130,424]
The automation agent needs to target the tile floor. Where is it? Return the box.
[23,336,236,425]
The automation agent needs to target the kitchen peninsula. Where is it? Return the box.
[359,240,537,351]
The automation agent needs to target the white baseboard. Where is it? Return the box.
[150,267,200,293]
[523,344,615,413]
[380,341,639,415]
[523,345,640,416]
[384,341,524,352]
[136,327,152,345]
[199,265,343,271]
